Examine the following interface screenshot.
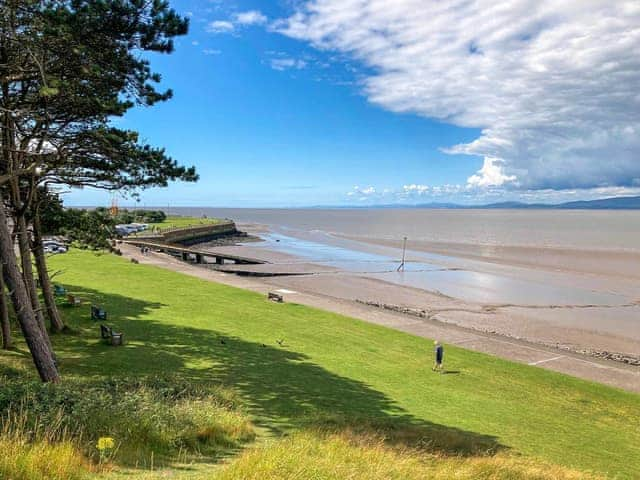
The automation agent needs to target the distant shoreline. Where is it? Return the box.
[66,194,640,211]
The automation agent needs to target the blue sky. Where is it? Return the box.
[65,0,640,207]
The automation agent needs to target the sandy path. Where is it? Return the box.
[121,244,640,394]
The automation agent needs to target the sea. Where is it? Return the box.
[164,208,640,252]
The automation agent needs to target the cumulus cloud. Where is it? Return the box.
[466,157,517,187]
[275,1,640,190]
[347,183,640,204]
[234,10,268,26]
[206,20,234,34]
[347,185,378,200]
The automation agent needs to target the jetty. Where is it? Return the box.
[123,239,268,266]
[122,222,268,266]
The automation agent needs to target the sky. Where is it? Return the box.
[65,0,640,208]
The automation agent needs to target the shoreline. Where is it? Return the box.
[230,223,640,354]
[118,242,640,393]
[357,299,640,366]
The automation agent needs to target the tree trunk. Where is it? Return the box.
[15,212,48,335]
[0,200,59,382]
[0,264,12,350]
[0,32,55,379]
[32,210,65,332]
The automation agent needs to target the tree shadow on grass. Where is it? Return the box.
[53,284,506,462]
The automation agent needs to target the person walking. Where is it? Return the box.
[433,340,444,373]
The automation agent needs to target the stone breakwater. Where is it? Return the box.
[357,300,640,367]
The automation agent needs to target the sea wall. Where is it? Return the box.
[136,221,238,245]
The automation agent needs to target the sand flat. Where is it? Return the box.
[231,226,640,362]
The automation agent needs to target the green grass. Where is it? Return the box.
[153,215,224,230]
[1,249,639,478]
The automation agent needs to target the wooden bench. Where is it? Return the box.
[268,292,284,303]
[54,285,66,297]
[91,305,107,321]
[67,294,81,306]
[100,324,124,346]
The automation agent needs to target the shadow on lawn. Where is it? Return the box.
[54,284,506,459]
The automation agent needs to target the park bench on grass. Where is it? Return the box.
[100,324,124,346]
[54,285,66,297]
[67,294,81,306]
[268,292,284,303]
[91,305,107,321]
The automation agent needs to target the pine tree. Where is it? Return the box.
[0,0,196,382]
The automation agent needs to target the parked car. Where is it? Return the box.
[43,241,68,254]
[115,224,139,236]
[129,223,148,232]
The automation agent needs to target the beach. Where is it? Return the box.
[123,207,640,391]
[164,208,640,360]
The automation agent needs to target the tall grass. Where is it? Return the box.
[0,409,89,480]
[0,376,255,472]
[217,428,601,480]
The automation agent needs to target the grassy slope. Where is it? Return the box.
[2,249,639,478]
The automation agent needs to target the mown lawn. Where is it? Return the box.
[2,249,639,478]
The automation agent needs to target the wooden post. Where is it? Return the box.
[397,236,407,272]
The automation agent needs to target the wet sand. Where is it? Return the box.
[337,235,640,282]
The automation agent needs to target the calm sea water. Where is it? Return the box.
[166,208,640,252]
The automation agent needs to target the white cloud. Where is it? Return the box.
[270,57,308,71]
[203,49,221,56]
[347,185,378,200]
[207,11,268,36]
[466,157,517,187]
[206,20,234,34]
[402,184,430,194]
[234,10,268,26]
[347,183,640,205]
[276,1,640,191]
